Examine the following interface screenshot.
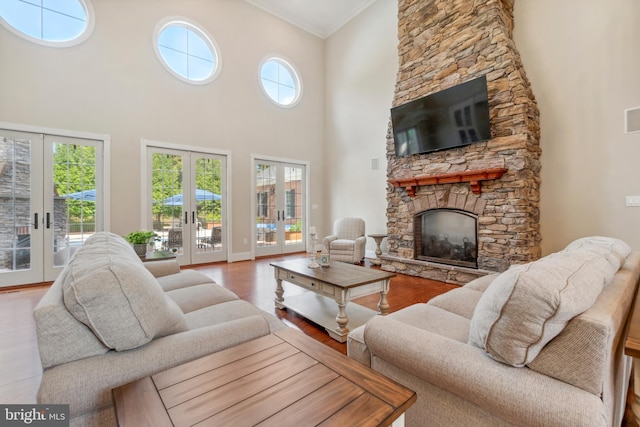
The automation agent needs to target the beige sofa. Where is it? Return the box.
[348,236,640,426]
[34,232,285,427]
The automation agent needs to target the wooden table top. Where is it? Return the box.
[112,328,415,427]
[271,258,396,289]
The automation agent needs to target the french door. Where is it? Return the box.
[0,129,105,287]
[147,146,227,265]
[254,159,306,257]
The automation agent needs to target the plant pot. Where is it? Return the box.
[285,231,302,241]
[133,243,147,257]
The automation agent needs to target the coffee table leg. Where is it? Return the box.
[274,276,285,309]
[335,301,349,337]
[378,278,391,315]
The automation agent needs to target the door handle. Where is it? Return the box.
[33,213,38,230]
[184,212,188,225]
[46,212,51,229]
[192,211,196,224]
[277,211,280,221]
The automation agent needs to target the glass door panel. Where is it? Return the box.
[46,136,103,277]
[150,151,185,259]
[0,131,43,286]
[191,153,226,264]
[284,165,303,248]
[255,160,306,257]
[256,162,278,254]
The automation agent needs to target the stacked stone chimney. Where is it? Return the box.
[382,0,541,284]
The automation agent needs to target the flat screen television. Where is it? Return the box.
[391,75,491,157]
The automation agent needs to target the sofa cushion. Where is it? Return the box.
[185,300,287,333]
[166,283,239,313]
[463,273,499,292]
[388,303,470,343]
[564,236,631,260]
[427,287,485,320]
[62,233,187,351]
[468,248,619,366]
[157,269,215,292]
[330,239,357,251]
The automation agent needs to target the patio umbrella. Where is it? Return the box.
[61,189,97,202]
[161,189,221,206]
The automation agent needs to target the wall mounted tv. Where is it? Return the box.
[391,75,491,157]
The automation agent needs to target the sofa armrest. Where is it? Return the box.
[364,316,607,426]
[37,315,271,419]
[143,258,180,278]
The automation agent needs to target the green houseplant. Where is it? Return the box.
[124,230,157,257]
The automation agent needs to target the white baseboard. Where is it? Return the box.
[228,251,252,262]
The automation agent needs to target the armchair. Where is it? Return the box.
[322,217,366,264]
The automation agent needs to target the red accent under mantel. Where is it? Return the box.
[389,167,508,196]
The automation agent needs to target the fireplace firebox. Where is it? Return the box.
[415,209,478,269]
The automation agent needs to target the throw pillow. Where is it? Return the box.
[468,248,618,367]
[62,233,187,351]
[563,236,631,273]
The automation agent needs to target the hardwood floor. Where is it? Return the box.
[0,253,455,405]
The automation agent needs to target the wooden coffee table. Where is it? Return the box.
[271,258,395,342]
[112,328,416,427]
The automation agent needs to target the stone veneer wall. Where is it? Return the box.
[383,0,541,284]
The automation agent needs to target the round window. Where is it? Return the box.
[0,0,94,47]
[153,18,220,85]
[259,57,302,107]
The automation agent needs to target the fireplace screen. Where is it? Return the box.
[415,209,478,268]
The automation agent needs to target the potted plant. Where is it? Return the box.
[285,220,302,241]
[124,230,157,257]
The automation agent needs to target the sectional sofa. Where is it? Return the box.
[348,236,640,426]
[34,232,286,427]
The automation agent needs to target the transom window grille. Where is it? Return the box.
[0,0,94,47]
[153,18,220,85]
[259,57,302,107]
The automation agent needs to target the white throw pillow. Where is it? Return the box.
[468,248,618,366]
[62,233,187,351]
[563,236,631,273]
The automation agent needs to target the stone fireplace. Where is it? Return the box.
[381,0,541,285]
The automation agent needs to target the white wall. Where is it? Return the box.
[514,0,640,253]
[324,0,398,254]
[0,0,325,258]
[5,0,636,262]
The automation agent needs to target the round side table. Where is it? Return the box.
[368,234,387,265]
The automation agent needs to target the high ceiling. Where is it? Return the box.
[244,0,377,39]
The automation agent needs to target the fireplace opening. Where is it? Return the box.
[415,209,478,269]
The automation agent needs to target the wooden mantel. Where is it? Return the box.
[389,167,508,196]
